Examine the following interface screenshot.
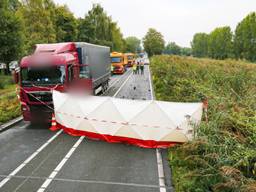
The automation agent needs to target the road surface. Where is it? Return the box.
[0,66,173,192]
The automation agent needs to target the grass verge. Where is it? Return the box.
[151,55,256,192]
[0,75,21,125]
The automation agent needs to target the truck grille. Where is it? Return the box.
[29,104,54,121]
[30,105,53,113]
[27,92,52,102]
[114,66,121,70]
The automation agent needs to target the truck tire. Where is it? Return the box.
[106,81,109,91]
[101,84,105,94]
[104,81,110,93]
[102,81,108,93]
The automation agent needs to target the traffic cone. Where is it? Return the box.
[50,113,58,131]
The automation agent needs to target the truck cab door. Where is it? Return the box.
[68,64,74,83]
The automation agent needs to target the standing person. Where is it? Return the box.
[140,61,144,75]
[133,63,137,74]
[138,54,145,75]
[136,61,140,74]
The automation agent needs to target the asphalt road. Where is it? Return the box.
[0,66,173,192]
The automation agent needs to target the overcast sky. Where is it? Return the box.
[53,0,256,47]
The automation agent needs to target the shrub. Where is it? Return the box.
[0,75,13,89]
[0,81,4,89]
[0,86,20,124]
[151,55,256,191]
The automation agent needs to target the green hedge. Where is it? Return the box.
[151,55,256,192]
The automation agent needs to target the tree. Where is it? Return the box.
[180,47,192,56]
[0,0,24,73]
[125,36,141,53]
[77,4,125,51]
[18,0,56,53]
[208,26,233,59]
[143,28,165,56]
[8,0,21,11]
[191,33,209,58]
[110,22,125,51]
[164,42,181,55]
[55,5,78,42]
[234,12,256,61]
[77,17,94,42]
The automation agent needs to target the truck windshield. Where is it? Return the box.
[111,57,122,63]
[127,56,134,60]
[21,66,66,87]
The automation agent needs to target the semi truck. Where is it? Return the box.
[124,53,135,67]
[14,42,111,122]
[110,52,127,74]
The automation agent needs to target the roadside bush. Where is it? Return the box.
[151,55,256,191]
[0,75,13,89]
[0,84,20,125]
[0,81,4,89]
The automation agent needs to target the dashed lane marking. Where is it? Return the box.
[113,71,133,97]
[37,136,85,192]
[0,130,63,188]
[36,70,133,191]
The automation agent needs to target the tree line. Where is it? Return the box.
[142,12,256,61]
[0,0,143,68]
[191,12,256,62]
[2,0,255,65]
[143,29,191,57]
[0,0,184,64]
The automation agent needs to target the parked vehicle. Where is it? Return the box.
[125,53,135,67]
[0,63,7,69]
[110,52,126,74]
[14,42,111,122]
[9,61,19,71]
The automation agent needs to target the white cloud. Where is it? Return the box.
[53,0,256,47]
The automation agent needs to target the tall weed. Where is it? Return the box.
[151,55,256,191]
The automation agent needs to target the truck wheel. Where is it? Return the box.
[103,81,109,93]
[106,81,109,90]
[103,82,107,93]
[102,84,105,93]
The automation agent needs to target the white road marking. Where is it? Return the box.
[0,116,23,132]
[148,65,167,192]
[37,136,85,192]
[113,71,133,97]
[36,70,133,192]
[0,129,63,188]
[0,174,174,190]
[106,70,131,92]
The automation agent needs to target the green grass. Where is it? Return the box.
[0,74,13,89]
[151,55,256,192]
[0,75,21,124]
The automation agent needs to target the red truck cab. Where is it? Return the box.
[17,42,110,122]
